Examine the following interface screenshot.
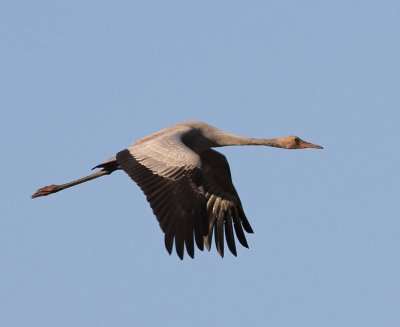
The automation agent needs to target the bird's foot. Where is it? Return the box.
[31,184,61,199]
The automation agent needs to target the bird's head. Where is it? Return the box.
[278,136,323,149]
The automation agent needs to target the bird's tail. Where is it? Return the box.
[92,157,120,171]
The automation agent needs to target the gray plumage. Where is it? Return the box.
[32,121,323,259]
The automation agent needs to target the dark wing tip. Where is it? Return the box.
[164,233,174,255]
[225,216,237,256]
[216,218,224,258]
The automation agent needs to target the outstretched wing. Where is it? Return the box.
[116,128,208,259]
[201,149,253,257]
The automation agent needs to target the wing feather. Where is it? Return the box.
[184,214,195,259]
[224,215,237,256]
[216,215,224,257]
[201,149,253,257]
[116,129,207,259]
[116,128,253,259]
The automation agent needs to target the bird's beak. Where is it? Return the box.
[300,140,324,149]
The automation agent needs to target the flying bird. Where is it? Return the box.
[32,121,323,259]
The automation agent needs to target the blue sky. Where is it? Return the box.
[1,1,400,326]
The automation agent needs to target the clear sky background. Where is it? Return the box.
[1,1,399,326]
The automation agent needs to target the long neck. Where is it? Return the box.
[212,131,283,148]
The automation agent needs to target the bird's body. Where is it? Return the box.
[32,121,322,259]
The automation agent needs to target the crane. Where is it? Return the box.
[32,121,323,259]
